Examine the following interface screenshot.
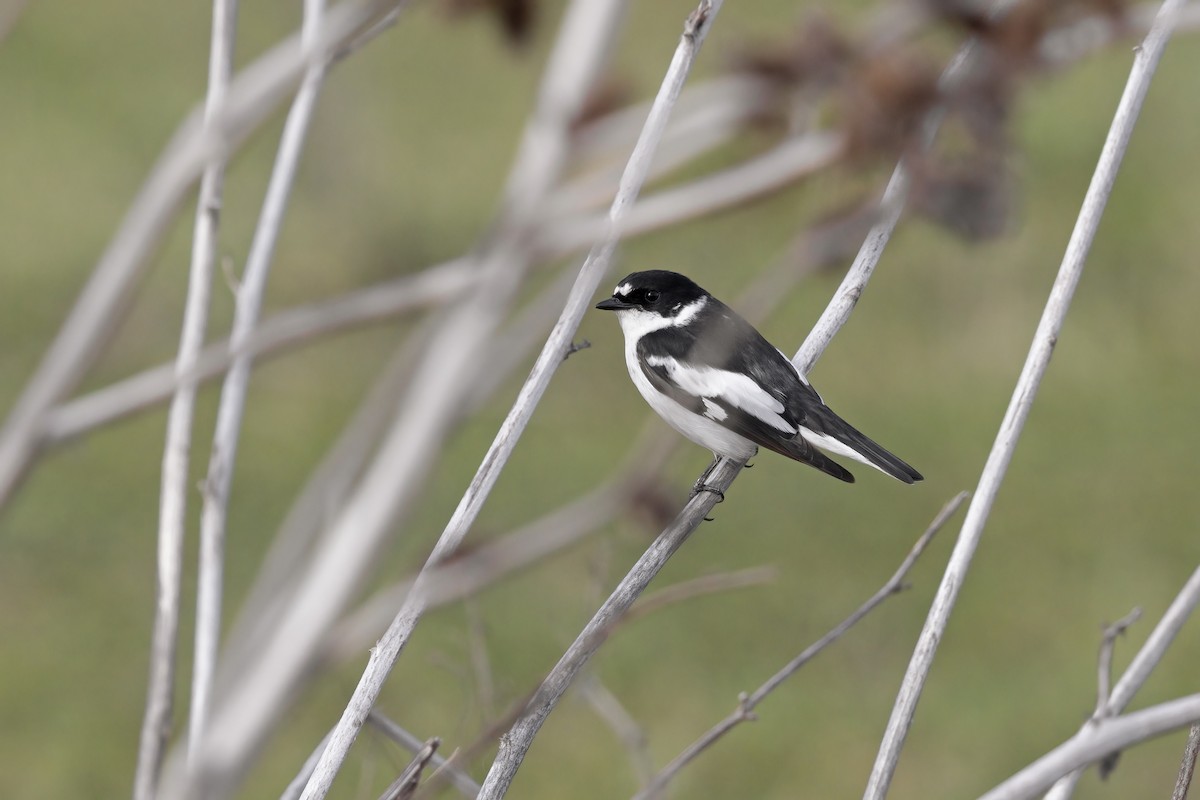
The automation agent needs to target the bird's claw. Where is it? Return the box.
[690,483,724,504]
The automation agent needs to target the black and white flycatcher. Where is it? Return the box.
[596,270,923,485]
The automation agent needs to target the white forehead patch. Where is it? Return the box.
[615,282,632,296]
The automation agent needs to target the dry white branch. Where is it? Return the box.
[42,259,472,444]
[979,695,1200,800]
[1044,566,1200,798]
[0,0,401,510]
[377,737,438,800]
[136,3,239,797]
[558,75,779,213]
[189,0,331,759]
[864,2,1185,796]
[1173,724,1200,800]
[633,493,967,800]
[543,132,842,255]
[215,320,441,687]
[366,713,480,800]
[290,2,633,794]
[29,1,1195,460]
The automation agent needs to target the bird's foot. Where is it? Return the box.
[690,483,725,503]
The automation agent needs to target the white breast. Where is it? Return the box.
[618,312,758,460]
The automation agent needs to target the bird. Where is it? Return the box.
[595,270,922,485]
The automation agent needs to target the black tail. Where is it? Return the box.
[809,410,923,484]
[770,436,856,483]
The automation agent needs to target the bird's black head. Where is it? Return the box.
[595,270,708,317]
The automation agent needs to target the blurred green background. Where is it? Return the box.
[2,0,1199,798]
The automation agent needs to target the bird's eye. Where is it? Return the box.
[644,290,660,303]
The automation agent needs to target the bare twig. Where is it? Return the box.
[978,695,1200,800]
[623,566,778,625]
[377,738,438,800]
[30,2,1196,458]
[466,601,497,723]
[191,0,332,771]
[1094,607,1142,719]
[633,493,967,800]
[42,260,472,445]
[1173,725,1200,800]
[863,2,1184,795]
[367,713,480,799]
[0,0,400,510]
[580,674,655,788]
[1044,566,1200,799]
[280,730,335,800]
[215,318,441,687]
[136,3,239,796]
[274,2,630,797]
[455,11,727,795]
[543,132,842,256]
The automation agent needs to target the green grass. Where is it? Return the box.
[1,1,1199,798]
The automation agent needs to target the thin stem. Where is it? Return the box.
[1172,724,1200,800]
[135,2,238,797]
[1093,607,1142,719]
[0,0,399,511]
[863,2,1184,796]
[191,0,629,795]
[633,493,967,800]
[366,712,481,799]
[978,695,1200,800]
[297,1,635,794]
[189,0,329,766]
[42,259,472,445]
[1044,565,1200,799]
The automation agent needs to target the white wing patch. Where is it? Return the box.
[701,398,727,421]
[645,355,795,434]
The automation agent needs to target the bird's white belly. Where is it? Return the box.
[625,343,757,460]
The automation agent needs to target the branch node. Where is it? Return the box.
[684,0,712,39]
[564,339,591,360]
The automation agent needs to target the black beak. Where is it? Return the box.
[595,297,633,311]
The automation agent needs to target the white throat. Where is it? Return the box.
[613,296,707,341]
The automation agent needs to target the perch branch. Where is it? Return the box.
[634,493,967,800]
[862,2,1183,795]
[325,232,828,662]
